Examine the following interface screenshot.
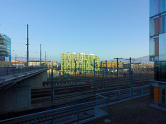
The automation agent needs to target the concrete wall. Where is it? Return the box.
[0,80,31,113]
[30,71,47,89]
[0,70,48,113]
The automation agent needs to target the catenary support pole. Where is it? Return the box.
[26,24,29,67]
[51,68,54,102]
[40,44,41,67]
[114,58,123,92]
[45,51,46,67]
[85,60,86,83]
[94,59,95,90]
[106,60,107,89]
[126,57,132,98]
[75,61,76,83]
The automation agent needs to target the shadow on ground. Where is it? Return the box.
[87,96,166,124]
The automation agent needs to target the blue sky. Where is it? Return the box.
[0,0,149,62]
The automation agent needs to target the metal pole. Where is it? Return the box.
[98,70,99,86]
[147,64,149,83]
[79,62,80,79]
[26,24,29,67]
[15,54,17,66]
[51,68,54,102]
[102,62,104,88]
[114,58,123,92]
[85,60,86,83]
[129,57,132,98]
[63,58,64,78]
[45,51,46,67]
[40,44,41,67]
[106,60,107,89]
[127,57,133,98]
[117,59,119,92]
[94,59,95,90]
[75,61,76,83]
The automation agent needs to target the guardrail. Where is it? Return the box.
[0,66,48,77]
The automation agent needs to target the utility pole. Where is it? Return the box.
[79,62,80,79]
[75,60,76,83]
[101,62,104,88]
[51,68,54,102]
[15,54,17,66]
[126,57,133,98]
[114,58,123,92]
[26,24,29,67]
[106,60,107,89]
[94,59,95,90]
[85,60,86,83]
[40,44,41,67]
[63,58,64,78]
[45,51,46,67]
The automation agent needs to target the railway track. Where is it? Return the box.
[0,99,105,124]
[31,76,150,104]
[0,85,149,124]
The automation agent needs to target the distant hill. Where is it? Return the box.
[122,56,153,64]
[134,56,154,64]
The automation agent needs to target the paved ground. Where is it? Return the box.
[87,96,166,124]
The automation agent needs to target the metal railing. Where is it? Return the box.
[96,85,149,106]
[0,99,108,124]
[0,66,48,77]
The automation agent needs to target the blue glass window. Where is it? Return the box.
[159,33,166,61]
[150,38,155,56]
[160,0,166,13]
[150,18,155,36]
[150,0,160,17]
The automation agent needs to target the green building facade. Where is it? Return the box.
[61,53,100,75]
